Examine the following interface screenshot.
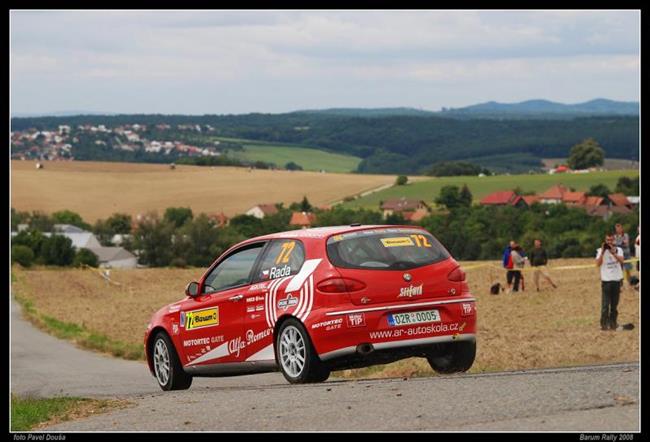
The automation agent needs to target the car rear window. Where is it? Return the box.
[326,228,450,270]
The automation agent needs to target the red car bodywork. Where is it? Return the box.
[144,225,476,379]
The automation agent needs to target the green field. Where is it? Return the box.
[343,170,639,209]
[227,144,362,173]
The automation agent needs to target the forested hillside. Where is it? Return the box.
[11,112,639,174]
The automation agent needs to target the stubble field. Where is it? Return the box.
[11,258,640,377]
[10,160,400,223]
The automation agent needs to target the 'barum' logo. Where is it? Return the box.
[184,307,219,330]
[398,284,423,298]
[277,294,298,311]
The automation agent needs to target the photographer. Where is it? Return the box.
[595,233,625,331]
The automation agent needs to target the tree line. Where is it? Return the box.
[11,112,639,174]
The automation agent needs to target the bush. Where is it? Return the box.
[74,249,99,268]
[395,175,408,186]
[12,245,34,267]
[40,235,75,266]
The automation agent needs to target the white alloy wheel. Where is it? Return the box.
[279,325,306,378]
[153,338,171,387]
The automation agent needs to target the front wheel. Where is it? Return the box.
[426,340,476,374]
[276,319,330,384]
[152,332,193,391]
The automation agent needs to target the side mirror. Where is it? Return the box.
[185,281,200,297]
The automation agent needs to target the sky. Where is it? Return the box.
[10,10,640,115]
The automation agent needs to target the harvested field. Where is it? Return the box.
[11,258,640,377]
[10,160,399,223]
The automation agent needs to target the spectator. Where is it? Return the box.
[595,233,625,331]
[528,239,557,292]
[510,244,526,293]
[614,223,633,287]
[635,227,640,272]
[503,240,524,294]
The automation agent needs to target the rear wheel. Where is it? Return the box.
[276,318,330,384]
[152,332,193,391]
[426,340,476,374]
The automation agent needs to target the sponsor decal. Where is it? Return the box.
[461,303,474,317]
[168,305,181,313]
[380,237,415,247]
[369,322,460,339]
[183,337,210,347]
[179,312,185,328]
[277,294,299,311]
[270,265,291,279]
[312,318,344,330]
[250,313,262,319]
[255,305,264,311]
[398,284,423,298]
[246,306,256,313]
[332,234,344,242]
[246,294,266,302]
[184,307,219,331]
[172,323,179,335]
[346,313,366,328]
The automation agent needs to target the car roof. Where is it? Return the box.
[244,225,427,243]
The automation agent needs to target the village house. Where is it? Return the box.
[479,190,528,208]
[289,211,317,229]
[246,204,279,219]
[380,198,429,218]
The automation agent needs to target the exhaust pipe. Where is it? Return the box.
[356,343,374,356]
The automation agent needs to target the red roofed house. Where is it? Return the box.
[289,212,317,229]
[562,191,587,206]
[522,195,540,206]
[479,190,527,208]
[246,204,279,219]
[208,212,229,227]
[402,208,430,223]
[607,193,632,209]
[380,198,429,218]
[538,184,569,204]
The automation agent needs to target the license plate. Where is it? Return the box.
[388,309,441,327]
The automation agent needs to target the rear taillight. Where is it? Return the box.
[317,277,367,293]
[448,267,466,282]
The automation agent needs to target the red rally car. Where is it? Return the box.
[145,225,477,390]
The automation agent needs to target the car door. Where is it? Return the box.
[244,239,307,362]
[178,243,266,367]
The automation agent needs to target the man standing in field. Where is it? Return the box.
[596,233,625,331]
[528,239,557,292]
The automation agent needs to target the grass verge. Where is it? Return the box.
[12,274,144,360]
[11,394,128,431]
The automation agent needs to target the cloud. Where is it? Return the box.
[9,10,640,114]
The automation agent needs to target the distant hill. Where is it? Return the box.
[291,107,435,118]
[441,98,639,118]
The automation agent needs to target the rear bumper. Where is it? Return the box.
[308,296,477,361]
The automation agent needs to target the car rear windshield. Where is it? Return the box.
[326,228,450,270]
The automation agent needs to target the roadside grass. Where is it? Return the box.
[11,260,639,379]
[343,169,639,210]
[10,394,128,431]
[12,271,145,360]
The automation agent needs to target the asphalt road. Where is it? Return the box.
[11,301,640,431]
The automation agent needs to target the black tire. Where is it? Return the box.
[426,340,476,374]
[276,318,330,384]
[152,332,193,391]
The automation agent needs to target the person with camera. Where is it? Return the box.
[595,233,625,331]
